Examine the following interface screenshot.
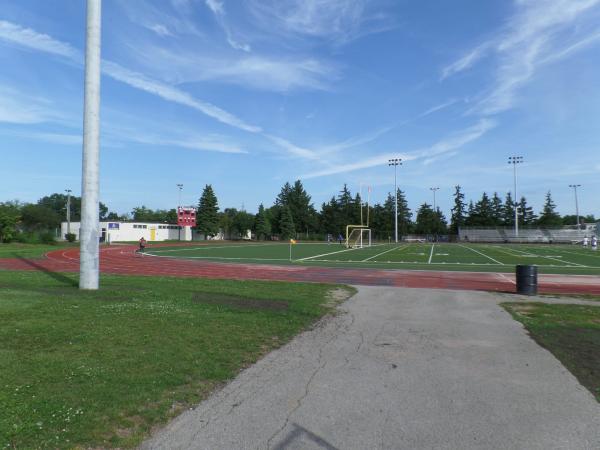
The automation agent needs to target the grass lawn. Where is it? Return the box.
[0,243,77,259]
[0,270,353,449]
[503,302,600,401]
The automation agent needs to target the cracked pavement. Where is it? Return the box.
[141,287,600,450]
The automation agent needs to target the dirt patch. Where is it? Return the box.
[192,292,289,311]
[325,287,356,308]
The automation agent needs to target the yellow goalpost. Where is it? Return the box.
[345,185,372,248]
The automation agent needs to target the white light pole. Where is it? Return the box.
[508,156,523,238]
[430,187,440,211]
[65,189,72,236]
[177,183,183,241]
[569,184,581,229]
[388,158,402,243]
[79,0,102,290]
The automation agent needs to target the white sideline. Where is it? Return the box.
[459,244,503,265]
[498,245,587,267]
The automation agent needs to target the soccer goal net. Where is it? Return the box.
[346,226,372,248]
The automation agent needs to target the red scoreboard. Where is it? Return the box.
[177,207,197,227]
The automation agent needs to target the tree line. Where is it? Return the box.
[0,183,595,243]
[195,182,596,241]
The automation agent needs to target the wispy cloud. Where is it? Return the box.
[124,132,248,154]
[205,0,251,51]
[116,0,201,37]
[303,119,496,179]
[102,61,262,133]
[263,134,321,160]
[0,129,82,145]
[441,0,600,115]
[246,0,393,45]
[0,86,64,124]
[0,20,78,58]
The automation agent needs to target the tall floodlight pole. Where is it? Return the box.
[79,0,102,290]
[430,187,440,211]
[508,156,523,238]
[177,183,183,241]
[388,158,402,243]
[569,184,582,229]
[65,189,72,235]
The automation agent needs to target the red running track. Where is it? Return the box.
[1,245,600,295]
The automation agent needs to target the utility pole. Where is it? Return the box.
[388,158,402,243]
[430,187,440,211]
[569,184,582,229]
[79,0,102,290]
[177,183,183,241]
[508,156,523,238]
[65,189,72,236]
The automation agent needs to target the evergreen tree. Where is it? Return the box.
[337,184,355,226]
[472,192,494,226]
[503,192,515,226]
[319,196,342,235]
[396,189,412,235]
[196,184,220,238]
[465,200,476,226]
[449,185,466,234]
[491,192,503,225]
[233,211,254,238]
[537,191,562,227]
[255,204,271,240]
[518,196,537,225]
[279,206,296,239]
[275,180,317,235]
[415,203,447,235]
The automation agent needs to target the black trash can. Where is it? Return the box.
[516,265,538,295]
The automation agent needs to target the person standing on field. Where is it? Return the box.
[139,237,146,253]
[592,235,598,251]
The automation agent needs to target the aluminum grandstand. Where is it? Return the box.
[459,224,599,244]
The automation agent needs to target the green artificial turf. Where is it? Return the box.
[145,242,600,275]
[503,302,600,401]
[0,270,353,448]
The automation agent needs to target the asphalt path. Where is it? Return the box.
[142,287,600,450]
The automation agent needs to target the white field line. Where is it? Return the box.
[428,244,435,264]
[304,258,580,268]
[458,244,503,265]
[503,245,587,267]
[533,246,600,263]
[362,244,407,262]
[296,244,384,262]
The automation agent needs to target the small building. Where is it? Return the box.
[60,221,208,242]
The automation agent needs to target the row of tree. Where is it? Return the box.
[194,182,596,240]
[0,183,595,243]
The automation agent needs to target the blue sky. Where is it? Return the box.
[1,0,599,218]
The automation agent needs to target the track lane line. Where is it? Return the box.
[428,244,435,264]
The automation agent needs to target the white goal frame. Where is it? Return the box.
[346,225,372,248]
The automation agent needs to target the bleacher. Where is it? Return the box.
[459,225,597,244]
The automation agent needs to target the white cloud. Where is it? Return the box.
[247,0,393,45]
[102,61,262,133]
[0,20,78,58]
[302,119,496,179]
[263,134,321,160]
[147,24,173,37]
[441,0,600,115]
[0,129,82,145]
[0,86,62,124]
[205,0,252,51]
[125,133,247,154]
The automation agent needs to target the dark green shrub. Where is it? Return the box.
[65,232,76,242]
[39,231,56,244]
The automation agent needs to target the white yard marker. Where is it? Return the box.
[362,244,407,261]
[428,244,435,264]
[459,244,503,265]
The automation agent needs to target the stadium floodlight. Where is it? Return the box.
[569,184,582,229]
[65,189,72,236]
[388,158,402,243]
[430,187,440,211]
[177,183,183,240]
[508,156,524,238]
[79,0,102,290]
